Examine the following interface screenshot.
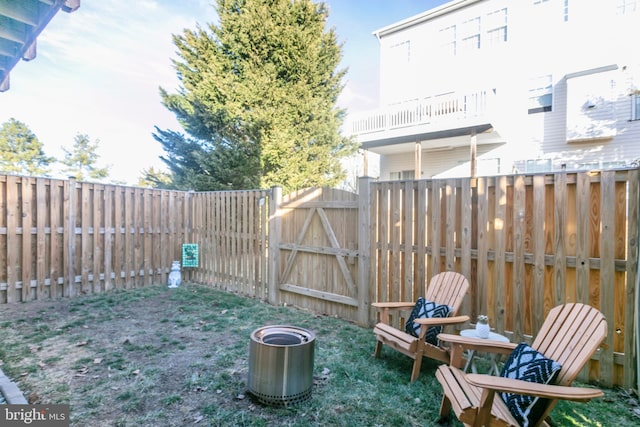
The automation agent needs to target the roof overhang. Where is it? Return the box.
[373,0,482,39]
[361,123,495,155]
[0,0,80,92]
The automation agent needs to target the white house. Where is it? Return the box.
[347,0,640,180]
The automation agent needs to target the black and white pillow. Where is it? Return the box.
[499,343,562,427]
[404,297,452,345]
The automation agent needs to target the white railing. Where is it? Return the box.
[348,89,494,136]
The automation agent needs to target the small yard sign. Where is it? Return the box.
[182,243,199,267]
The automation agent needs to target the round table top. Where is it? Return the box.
[460,328,510,343]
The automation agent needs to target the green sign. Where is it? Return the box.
[182,243,199,267]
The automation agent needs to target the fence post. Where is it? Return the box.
[66,177,76,297]
[358,177,373,327]
[635,169,640,395]
[268,186,282,305]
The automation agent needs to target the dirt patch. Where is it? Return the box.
[0,285,317,426]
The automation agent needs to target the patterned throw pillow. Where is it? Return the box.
[499,343,562,427]
[404,297,452,345]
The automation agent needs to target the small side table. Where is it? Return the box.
[460,329,510,375]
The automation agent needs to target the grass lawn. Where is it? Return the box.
[0,284,637,426]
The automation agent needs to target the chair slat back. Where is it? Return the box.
[531,303,607,386]
[424,271,470,315]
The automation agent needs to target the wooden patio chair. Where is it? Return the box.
[372,271,470,382]
[435,303,607,427]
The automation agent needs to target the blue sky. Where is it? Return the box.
[0,0,447,184]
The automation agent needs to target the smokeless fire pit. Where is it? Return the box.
[247,325,315,406]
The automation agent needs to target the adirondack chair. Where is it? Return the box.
[435,303,607,427]
[372,271,470,382]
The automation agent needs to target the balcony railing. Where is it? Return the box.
[348,89,494,136]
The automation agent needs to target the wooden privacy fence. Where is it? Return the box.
[188,189,270,298]
[0,175,270,304]
[0,170,638,390]
[0,176,193,302]
[370,169,639,389]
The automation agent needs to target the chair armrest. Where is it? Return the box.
[372,302,415,326]
[437,333,517,355]
[413,315,470,326]
[371,302,415,309]
[466,373,604,402]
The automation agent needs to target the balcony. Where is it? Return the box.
[347,89,496,148]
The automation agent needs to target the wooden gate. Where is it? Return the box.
[272,187,361,322]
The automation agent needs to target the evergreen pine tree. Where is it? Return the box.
[156,0,357,192]
[61,133,110,182]
[0,118,54,176]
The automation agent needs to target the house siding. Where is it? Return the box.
[357,0,640,179]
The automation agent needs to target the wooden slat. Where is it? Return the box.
[113,187,123,288]
[460,179,472,300]
[476,177,488,317]
[124,187,134,288]
[494,176,506,333]
[391,182,402,301]
[575,172,590,303]
[103,185,113,291]
[35,179,46,298]
[92,184,102,293]
[49,180,61,298]
[512,175,525,343]
[430,180,442,276]
[133,188,142,287]
[404,180,414,300]
[532,175,546,333]
[280,283,358,307]
[143,188,152,287]
[80,183,90,293]
[445,179,456,271]
[554,172,567,307]
[6,176,18,302]
[415,180,427,300]
[159,191,168,286]
[64,179,75,297]
[614,178,627,385]
[379,183,390,302]
[599,171,615,387]
[21,177,32,301]
[624,169,639,389]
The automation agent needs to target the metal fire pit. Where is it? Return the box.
[247,325,315,406]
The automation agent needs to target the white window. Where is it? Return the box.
[528,74,553,114]
[459,17,480,52]
[576,161,598,171]
[632,93,640,120]
[389,170,415,180]
[525,159,551,173]
[603,161,628,169]
[566,69,617,141]
[617,0,637,14]
[439,25,456,56]
[485,8,508,46]
[577,161,627,170]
